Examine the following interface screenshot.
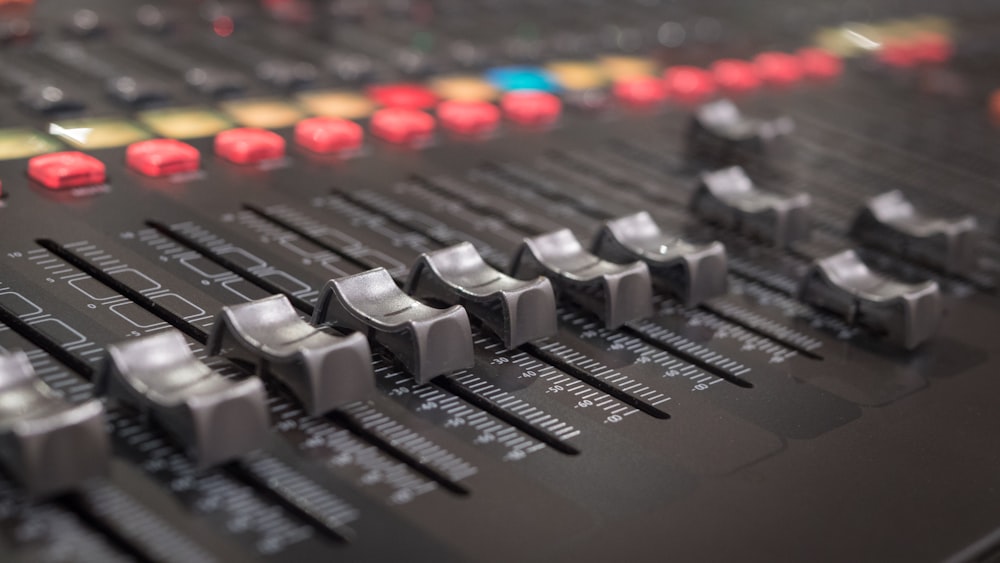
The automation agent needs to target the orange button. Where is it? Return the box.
[663,66,716,103]
[215,128,286,164]
[753,52,803,86]
[990,90,1000,123]
[797,48,843,80]
[710,59,760,93]
[28,151,106,189]
[295,117,363,154]
[126,139,201,177]
[368,83,438,109]
[437,100,500,136]
[500,91,562,126]
[370,108,436,144]
[613,76,667,107]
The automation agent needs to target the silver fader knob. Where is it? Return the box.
[0,351,108,496]
[798,250,942,350]
[511,229,653,329]
[692,166,811,246]
[406,242,558,349]
[99,331,269,468]
[592,212,728,306]
[850,190,979,275]
[314,268,474,384]
[209,295,375,415]
[687,99,795,165]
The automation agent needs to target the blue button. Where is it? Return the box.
[485,66,560,93]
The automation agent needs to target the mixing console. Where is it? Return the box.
[0,0,999,561]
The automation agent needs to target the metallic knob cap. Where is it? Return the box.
[0,351,109,496]
[209,295,374,415]
[511,229,653,329]
[592,212,728,306]
[798,250,942,350]
[100,331,269,468]
[314,268,474,384]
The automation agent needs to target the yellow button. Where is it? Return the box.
[137,107,234,139]
[599,56,657,80]
[429,75,498,101]
[546,61,607,91]
[0,128,62,160]
[815,23,886,57]
[48,118,151,149]
[297,90,376,120]
[220,98,305,129]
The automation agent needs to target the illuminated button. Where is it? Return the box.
[663,66,716,103]
[486,66,560,92]
[437,100,500,136]
[294,117,363,154]
[215,128,286,164]
[613,76,667,107]
[501,91,562,126]
[48,118,152,149]
[367,83,438,109]
[429,75,498,101]
[297,90,375,119]
[0,128,62,161]
[137,107,233,139]
[370,108,435,144]
[220,98,305,129]
[546,61,607,91]
[126,139,200,177]
[991,90,1000,123]
[599,56,657,80]
[711,59,760,93]
[797,48,843,80]
[753,52,803,86]
[28,151,106,189]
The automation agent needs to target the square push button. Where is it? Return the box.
[294,117,363,154]
[28,151,106,189]
[126,139,201,177]
[214,128,286,164]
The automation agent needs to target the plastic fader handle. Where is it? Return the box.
[406,242,558,349]
[314,268,474,385]
[592,212,728,306]
[209,295,375,416]
[850,190,979,275]
[798,250,942,350]
[0,351,109,496]
[691,166,811,247]
[99,331,269,468]
[511,229,653,329]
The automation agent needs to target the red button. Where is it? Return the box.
[990,90,1000,123]
[613,76,667,107]
[28,151,106,190]
[367,83,438,109]
[662,66,716,103]
[437,100,500,136]
[911,32,953,64]
[797,48,843,80]
[753,52,803,86]
[295,117,364,154]
[370,108,436,144]
[126,139,201,177]
[500,91,562,126]
[877,41,918,68]
[710,59,760,93]
[215,128,286,164]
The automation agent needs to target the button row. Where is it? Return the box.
[614,48,842,107]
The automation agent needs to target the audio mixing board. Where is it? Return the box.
[0,0,999,561]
